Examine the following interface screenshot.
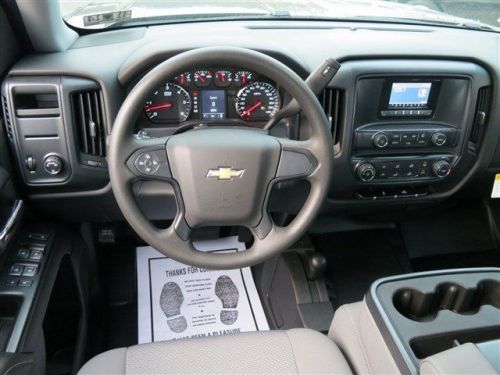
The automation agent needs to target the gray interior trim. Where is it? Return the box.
[15,0,78,52]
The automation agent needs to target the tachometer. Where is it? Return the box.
[236,82,280,121]
[144,83,191,123]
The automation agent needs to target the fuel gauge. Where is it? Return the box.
[234,70,253,87]
[175,72,191,87]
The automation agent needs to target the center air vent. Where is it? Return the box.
[71,90,106,158]
[319,88,343,147]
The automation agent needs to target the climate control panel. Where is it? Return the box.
[353,155,455,183]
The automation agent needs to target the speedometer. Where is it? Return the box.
[236,82,280,121]
[144,83,192,123]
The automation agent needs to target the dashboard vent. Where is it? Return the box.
[2,95,13,140]
[319,88,343,146]
[72,90,106,157]
[470,86,491,143]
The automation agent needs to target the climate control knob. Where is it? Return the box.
[43,155,63,175]
[431,132,447,146]
[372,132,389,149]
[432,160,451,178]
[356,162,376,182]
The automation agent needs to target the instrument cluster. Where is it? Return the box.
[143,68,281,125]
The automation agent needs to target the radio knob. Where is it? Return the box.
[432,160,451,178]
[373,132,389,149]
[356,162,376,182]
[431,132,447,146]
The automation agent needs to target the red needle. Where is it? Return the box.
[198,74,206,83]
[241,101,262,119]
[241,72,247,85]
[219,72,226,82]
[179,74,185,85]
[145,102,172,112]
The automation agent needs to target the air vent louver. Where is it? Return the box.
[319,88,343,146]
[71,90,106,157]
[470,86,491,143]
[2,95,13,140]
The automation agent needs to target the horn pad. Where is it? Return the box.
[167,128,281,228]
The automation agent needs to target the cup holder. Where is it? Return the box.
[393,279,500,321]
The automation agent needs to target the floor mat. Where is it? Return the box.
[412,250,500,271]
[136,236,269,343]
[312,229,411,307]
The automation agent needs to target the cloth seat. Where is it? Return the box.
[79,328,352,374]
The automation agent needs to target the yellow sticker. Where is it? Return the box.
[492,174,500,198]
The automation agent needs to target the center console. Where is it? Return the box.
[367,268,500,374]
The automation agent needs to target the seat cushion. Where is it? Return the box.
[329,301,400,374]
[79,328,352,374]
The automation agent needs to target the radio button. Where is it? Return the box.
[390,133,401,147]
[401,133,413,146]
[431,132,447,146]
[417,132,428,146]
[390,133,401,141]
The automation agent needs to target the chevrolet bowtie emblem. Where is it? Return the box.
[206,167,245,180]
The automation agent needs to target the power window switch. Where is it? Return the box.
[27,233,49,242]
[5,279,18,287]
[9,264,24,276]
[16,248,30,259]
[29,250,43,261]
[29,244,46,252]
[19,279,33,287]
[22,265,37,277]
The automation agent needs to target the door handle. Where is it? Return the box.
[0,199,24,244]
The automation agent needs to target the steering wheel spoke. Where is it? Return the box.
[275,138,318,181]
[125,136,172,182]
[251,212,274,240]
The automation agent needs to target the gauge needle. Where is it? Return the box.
[198,75,206,83]
[241,72,247,85]
[145,102,173,111]
[241,101,262,119]
[219,72,226,82]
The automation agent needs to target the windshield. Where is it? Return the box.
[60,0,500,31]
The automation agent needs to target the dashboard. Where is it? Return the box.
[139,69,280,129]
[1,20,499,222]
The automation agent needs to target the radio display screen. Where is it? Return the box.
[388,82,432,108]
[201,90,226,120]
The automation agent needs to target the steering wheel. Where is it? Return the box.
[109,47,332,269]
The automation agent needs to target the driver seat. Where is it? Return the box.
[78,328,352,374]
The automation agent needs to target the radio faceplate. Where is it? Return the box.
[354,125,459,150]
